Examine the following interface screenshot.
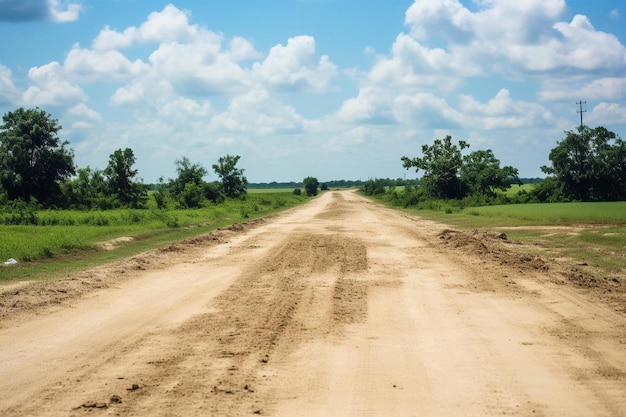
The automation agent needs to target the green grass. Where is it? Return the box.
[445,201,626,228]
[388,200,626,280]
[0,192,309,282]
[501,183,535,196]
[247,188,298,194]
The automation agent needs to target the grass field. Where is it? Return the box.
[0,192,308,282]
[502,183,536,196]
[404,201,626,280]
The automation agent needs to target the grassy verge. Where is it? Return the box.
[374,196,626,280]
[0,191,308,282]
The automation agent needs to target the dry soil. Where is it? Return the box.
[0,190,625,416]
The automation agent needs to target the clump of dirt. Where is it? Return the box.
[436,228,625,313]
[99,236,134,251]
[437,229,549,272]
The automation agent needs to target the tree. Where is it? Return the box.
[104,148,148,208]
[303,176,319,196]
[0,107,75,205]
[60,166,107,208]
[212,154,248,198]
[460,149,520,197]
[171,157,207,196]
[542,126,626,201]
[402,136,468,199]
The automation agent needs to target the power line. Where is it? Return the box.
[576,100,586,128]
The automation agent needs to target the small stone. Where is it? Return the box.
[110,394,122,404]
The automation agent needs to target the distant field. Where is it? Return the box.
[247,188,297,194]
[502,183,536,195]
[0,192,309,281]
[452,201,626,227]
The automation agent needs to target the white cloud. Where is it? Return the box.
[210,88,305,136]
[158,97,211,120]
[92,4,197,50]
[538,77,626,102]
[228,37,262,62]
[0,65,20,105]
[402,0,626,75]
[458,89,555,130]
[253,36,338,92]
[64,44,149,82]
[588,102,626,125]
[147,32,252,96]
[393,93,464,128]
[22,62,86,106]
[65,103,102,129]
[48,0,83,22]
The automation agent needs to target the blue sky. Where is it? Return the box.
[1,0,625,183]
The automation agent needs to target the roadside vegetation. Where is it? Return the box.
[0,107,315,281]
[361,129,626,281]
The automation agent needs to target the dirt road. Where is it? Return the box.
[1,190,625,416]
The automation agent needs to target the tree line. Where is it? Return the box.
[2,107,624,211]
[363,126,626,206]
[0,108,248,210]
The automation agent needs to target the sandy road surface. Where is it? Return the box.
[1,190,625,416]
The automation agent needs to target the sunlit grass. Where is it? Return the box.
[0,192,309,281]
[391,200,626,280]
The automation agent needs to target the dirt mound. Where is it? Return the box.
[437,229,549,272]
[437,228,625,313]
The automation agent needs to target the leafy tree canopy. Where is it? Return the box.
[212,154,248,198]
[104,148,148,208]
[171,157,207,196]
[402,135,519,200]
[402,135,468,199]
[461,149,520,197]
[541,126,626,201]
[0,107,75,205]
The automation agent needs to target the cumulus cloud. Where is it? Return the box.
[402,0,626,75]
[48,0,82,22]
[92,4,198,50]
[147,32,253,96]
[65,103,102,129]
[337,0,626,139]
[253,36,338,92]
[64,44,149,82]
[0,65,20,105]
[0,0,83,22]
[91,4,341,102]
[588,102,626,125]
[458,89,555,130]
[22,62,86,106]
[210,89,305,136]
[538,77,626,102]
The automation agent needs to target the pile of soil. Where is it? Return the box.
[437,228,625,313]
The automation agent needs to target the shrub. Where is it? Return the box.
[303,177,319,196]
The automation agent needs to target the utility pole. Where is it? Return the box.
[576,100,586,128]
